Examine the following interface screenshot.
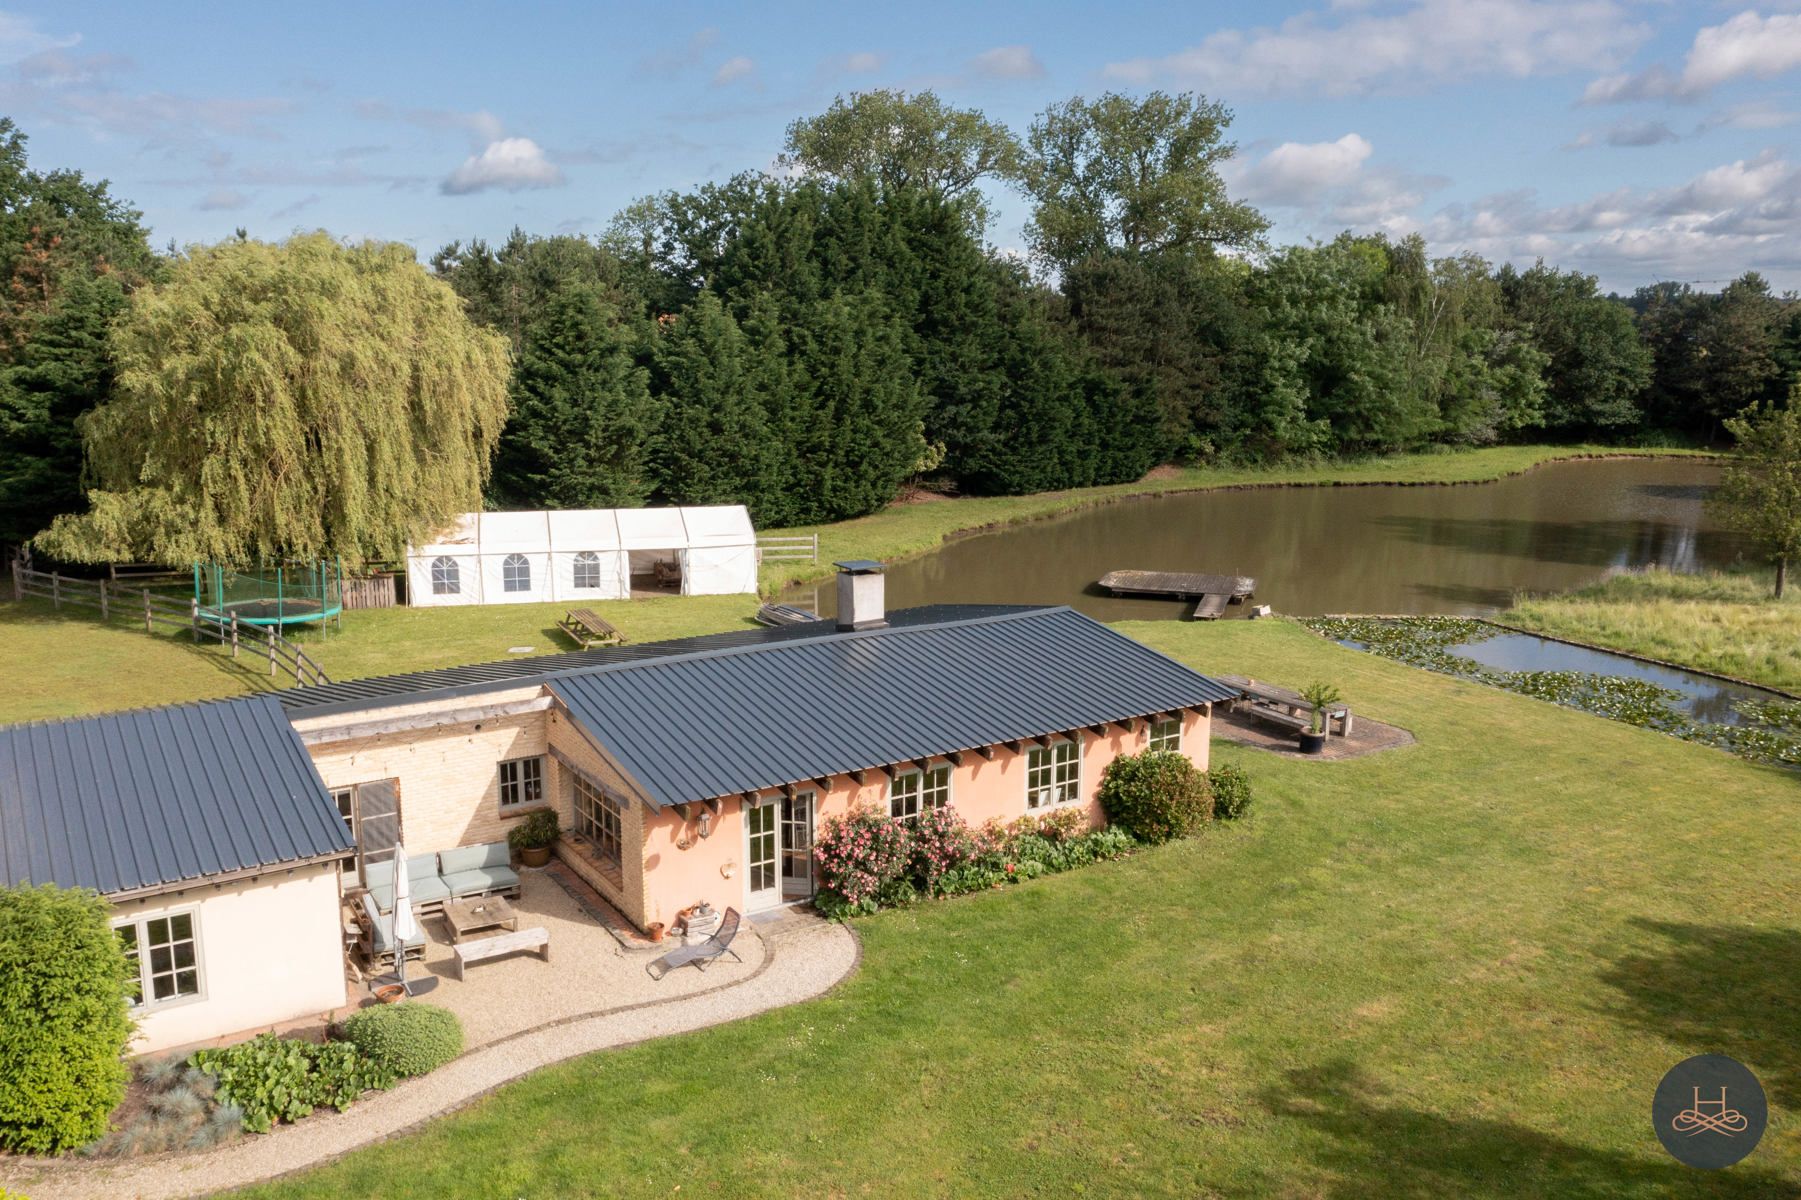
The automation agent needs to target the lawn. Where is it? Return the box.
[1505,567,1801,694]
[236,619,1799,1199]
[0,594,760,724]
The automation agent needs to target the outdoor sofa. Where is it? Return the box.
[363,841,521,914]
[359,892,426,966]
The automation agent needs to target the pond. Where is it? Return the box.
[785,458,1751,621]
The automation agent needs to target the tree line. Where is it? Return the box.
[2,90,1798,565]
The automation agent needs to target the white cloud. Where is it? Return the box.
[968,44,1045,80]
[1585,10,1801,103]
[1234,133,1374,205]
[635,27,720,76]
[0,13,78,64]
[354,101,503,147]
[1565,118,1679,149]
[440,137,564,195]
[1405,150,1801,286]
[1104,0,1645,97]
[195,188,250,211]
[711,55,755,87]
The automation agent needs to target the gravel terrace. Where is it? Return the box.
[0,903,858,1200]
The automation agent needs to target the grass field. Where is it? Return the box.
[233,619,1799,1199]
[758,444,1714,593]
[1505,567,1801,694]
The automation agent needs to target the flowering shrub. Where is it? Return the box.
[1097,750,1213,843]
[814,803,1144,918]
[813,806,912,915]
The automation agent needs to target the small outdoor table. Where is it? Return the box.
[443,895,519,944]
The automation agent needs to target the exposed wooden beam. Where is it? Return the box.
[1087,724,1107,736]
[946,750,965,767]
[297,695,553,746]
[813,777,833,792]
[976,745,997,761]
[851,769,869,786]
[913,758,932,773]
[1005,740,1023,755]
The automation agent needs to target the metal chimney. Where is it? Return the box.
[834,560,887,631]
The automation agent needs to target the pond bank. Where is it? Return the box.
[758,446,1716,596]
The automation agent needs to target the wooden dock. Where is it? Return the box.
[755,603,820,627]
[1098,569,1255,621]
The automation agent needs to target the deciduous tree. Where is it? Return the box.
[36,233,509,566]
[1712,392,1801,597]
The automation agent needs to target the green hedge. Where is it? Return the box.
[1209,764,1254,820]
[340,1003,463,1078]
[0,885,135,1154]
[1097,750,1214,843]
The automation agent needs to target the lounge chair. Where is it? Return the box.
[645,907,743,980]
[359,893,425,966]
[439,842,521,900]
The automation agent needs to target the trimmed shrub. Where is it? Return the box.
[1097,750,1214,844]
[0,884,135,1154]
[340,1003,463,1079]
[908,806,976,897]
[190,1033,395,1134]
[1209,764,1253,819]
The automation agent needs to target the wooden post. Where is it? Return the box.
[9,556,19,602]
[190,597,200,642]
[98,579,109,621]
[230,613,239,659]
[51,571,61,608]
[143,588,152,633]
[268,626,277,677]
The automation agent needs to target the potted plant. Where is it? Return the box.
[507,809,560,868]
[1298,681,1342,754]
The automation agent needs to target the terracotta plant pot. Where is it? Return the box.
[520,845,552,868]
[647,922,667,942]
[374,984,406,1005]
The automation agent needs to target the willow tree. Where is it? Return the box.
[36,233,510,566]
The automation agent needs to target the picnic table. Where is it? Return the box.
[1220,675,1354,737]
[557,608,623,649]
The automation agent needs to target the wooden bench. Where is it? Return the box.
[1243,705,1311,733]
[557,608,622,649]
[453,925,551,981]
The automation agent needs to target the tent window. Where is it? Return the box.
[502,553,531,593]
[572,551,603,590]
[431,556,460,595]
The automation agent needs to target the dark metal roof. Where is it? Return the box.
[0,695,351,897]
[279,604,1037,718]
[550,606,1238,808]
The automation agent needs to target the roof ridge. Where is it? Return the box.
[0,690,283,733]
[539,604,1068,684]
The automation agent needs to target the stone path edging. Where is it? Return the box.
[0,920,861,1200]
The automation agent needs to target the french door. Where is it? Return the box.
[333,778,401,886]
[745,791,815,912]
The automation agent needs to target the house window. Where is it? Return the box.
[1149,717,1181,753]
[888,765,951,823]
[332,786,355,831]
[573,775,622,868]
[502,553,531,593]
[1026,739,1080,808]
[572,551,604,590]
[430,556,460,595]
[117,911,202,1009]
[499,755,545,809]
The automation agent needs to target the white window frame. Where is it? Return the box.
[430,555,460,595]
[498,755,546,810]
[571,550,604,590]
[115,907,206,1012]
[573,774,623,869]
[1149,717,1182,753]
[1025,736,1081,809]
[888,764,951,824]
[501,553,532,594]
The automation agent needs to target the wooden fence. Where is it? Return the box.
[11,561,330,688]
[757,534,818,563]
[342,573,397,610]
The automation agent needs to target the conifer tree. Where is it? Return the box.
[650,292,779,515]
[493,279,656,509]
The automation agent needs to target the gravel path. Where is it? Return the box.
[0,916,859,1200]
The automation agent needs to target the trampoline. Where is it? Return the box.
[194,560,344,629]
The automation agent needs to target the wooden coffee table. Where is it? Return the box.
[443,895,518,944]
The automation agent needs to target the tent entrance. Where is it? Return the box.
[628,548,683,597]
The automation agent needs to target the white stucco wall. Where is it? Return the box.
[113,863,346,1054]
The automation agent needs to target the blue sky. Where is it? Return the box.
[3,1,1798,291]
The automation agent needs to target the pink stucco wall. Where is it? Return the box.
[634,706,1210,924]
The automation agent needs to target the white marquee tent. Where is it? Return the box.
[405,506,758,607]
